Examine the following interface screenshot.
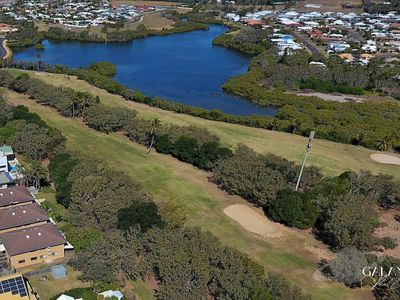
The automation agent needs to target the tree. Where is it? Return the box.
[265,273,310,300]
[376,136,392,151]
[268,189,317,229]
[85,105,136,133]
[146,118,161,154]
[88,61,117,77]
[48,152,78,208]
[211,145,286,206]
[19,160,48,189]
[10,121,51,160]
[68,157,148,230]
[0,96,11,126]
[322,193,379,250]
[117,201,165,232]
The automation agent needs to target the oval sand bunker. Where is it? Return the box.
[224,204,282,238]
[370,154,400,166]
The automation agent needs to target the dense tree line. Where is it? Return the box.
[126,119,232,170]
[0,70,139,133]
[363,0,400,13]
[6,21,44,48]
[47,62,400,152]
[0,62,276,130]
[6,16,209,48]
[1,92,309,299]
[0,71,98,119]
[0,97,64,189]
[3,69,400,254]
[47,149,308,299]
[223,52,400,151]
[211,144,400,251]
[250,51,400,97]
[0,97,64,160]
[3,72,400,298]
[213,27,272,55]
[0,70,235,170]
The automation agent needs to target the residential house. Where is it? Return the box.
[0,202,49,234]
[0,273,31,300]
[0,223,67,269]
[0,172,14,189]
[0,187,35,210]
[0,152,7,173]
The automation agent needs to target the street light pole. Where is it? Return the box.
[295,131,315,191]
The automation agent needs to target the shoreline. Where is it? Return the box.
[1,39,12,59]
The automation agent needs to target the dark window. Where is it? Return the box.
[31,257,37,261]
[18,259,25,264]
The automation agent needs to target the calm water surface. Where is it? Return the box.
[14,25,275,116]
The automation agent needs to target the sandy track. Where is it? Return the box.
[224,204,282,238]
[370,154,400,166]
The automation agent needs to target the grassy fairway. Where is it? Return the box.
[22,71,400,179]
[3,89,372,300]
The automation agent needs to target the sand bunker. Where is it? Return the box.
[224,204,282,238]
[370,154,400,166]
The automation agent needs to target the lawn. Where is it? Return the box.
[131,280,155,300]
[25,71,400,179]
[3,88,373,300]
[28,266,90,300]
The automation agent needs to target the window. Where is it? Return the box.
[40,255,45,259]
[18,259,25,264]
[51,252,58,256]
[31,257,37,261]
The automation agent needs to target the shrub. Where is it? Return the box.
[268,189,317,229]
[88,61,117,77]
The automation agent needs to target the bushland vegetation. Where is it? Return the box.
[222,51,400,151]
[213,27,273,55]
[3,72,400,298]
[2,71,400,254]
[1,93,310,299]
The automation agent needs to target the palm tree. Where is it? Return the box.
[146,118,161,154]
[376,136,392,151]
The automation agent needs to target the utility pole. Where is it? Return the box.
[295,131,315,191]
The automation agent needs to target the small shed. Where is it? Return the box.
[51,264,67,279]
[98,290,124,300]
[57,295,75,300]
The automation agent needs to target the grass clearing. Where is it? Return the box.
[3,88,373,300]
[132,279,155,300]
[22,70,400,180]
[28,266,90,300]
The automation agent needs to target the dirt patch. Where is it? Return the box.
[376,210,400,258]
[370,154,400,166]
[224,204,282,238]
[290,91,364,103]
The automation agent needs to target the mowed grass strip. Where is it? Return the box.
[3,89,372,300]
[21,70,400,179]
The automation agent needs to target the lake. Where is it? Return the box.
[14,25,275,116]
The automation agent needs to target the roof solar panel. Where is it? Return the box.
[0,276,27,297]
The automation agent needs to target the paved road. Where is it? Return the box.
[292,31,321,55]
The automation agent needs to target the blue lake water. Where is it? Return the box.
[14,25,275,116]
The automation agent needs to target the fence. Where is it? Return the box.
[0,268,15,277]
[22,266,52,278]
